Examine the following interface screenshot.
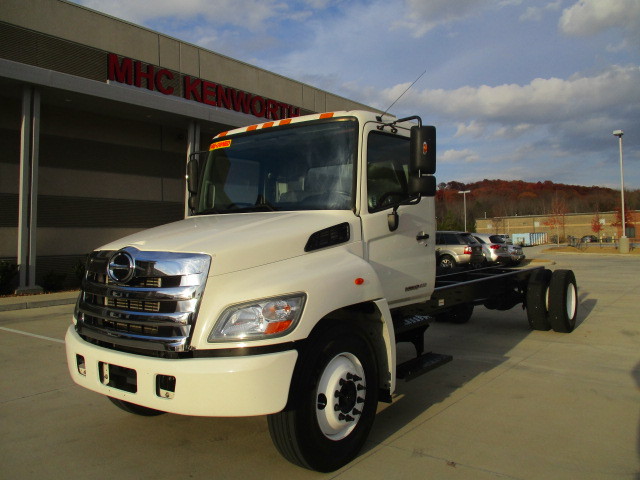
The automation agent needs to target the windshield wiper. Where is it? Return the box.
[229,204,278,213]
[198,202,279,215]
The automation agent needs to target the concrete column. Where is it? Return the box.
[16,87,42,293]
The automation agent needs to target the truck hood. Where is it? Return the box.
[98,211,360,276]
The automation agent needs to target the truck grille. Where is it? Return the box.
[75,247,211,353]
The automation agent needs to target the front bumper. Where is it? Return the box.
[65,326,297,417]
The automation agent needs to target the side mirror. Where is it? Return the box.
[187,158,199,194]
[409,125,436,197]
[409,175,436,197]
[410,126,436,175]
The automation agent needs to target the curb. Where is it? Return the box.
[0,292,79,312]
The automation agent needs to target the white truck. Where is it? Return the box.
[65,110,578,472]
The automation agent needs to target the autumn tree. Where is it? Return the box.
[612,204,636,237]
[591,212,603,239]
[543,192,568,244]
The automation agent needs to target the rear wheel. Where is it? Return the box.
[526,268,552,331]
[438,254,456,270]
[548,270,578,333]
[267,324,378,472]
[107,397,165,416]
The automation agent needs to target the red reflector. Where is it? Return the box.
[354,278,364,285]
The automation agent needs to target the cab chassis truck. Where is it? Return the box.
[65,110,578,472]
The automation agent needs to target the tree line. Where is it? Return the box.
[436,179,640,232]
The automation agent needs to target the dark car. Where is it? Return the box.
[435,231,485,270]
[581,235,598,243]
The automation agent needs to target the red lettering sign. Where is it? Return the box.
[156,69,174,95]
[202,81,217,106]
[108,53,133,84]
[134,61,155,90]
[107,54,301,119]
[183,76,202,102]
[250,96,265,117]
[232,90,251,114]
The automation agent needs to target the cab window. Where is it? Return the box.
[367,131,410,212]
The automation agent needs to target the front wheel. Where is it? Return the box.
[267,324,378,472]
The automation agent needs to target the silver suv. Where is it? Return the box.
[472,233,511,265]
[435,231,484,269]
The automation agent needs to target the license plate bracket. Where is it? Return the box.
[99,362,137,393]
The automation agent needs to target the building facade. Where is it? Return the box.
[0,0,375,291]
[476,211,638,242]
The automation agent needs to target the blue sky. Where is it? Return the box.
[70,0,640,188]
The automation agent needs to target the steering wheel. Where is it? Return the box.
[375,190,405,207]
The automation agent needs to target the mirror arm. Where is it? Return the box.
[387,195,421,232]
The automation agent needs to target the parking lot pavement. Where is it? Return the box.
[0,252,638,479]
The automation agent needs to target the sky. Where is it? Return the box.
[69,0,640,189]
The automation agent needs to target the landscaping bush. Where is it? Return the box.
[0,261,19,295]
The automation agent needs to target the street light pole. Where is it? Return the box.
[612,130,629,253]
[458,190,471,231]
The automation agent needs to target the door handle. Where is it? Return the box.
[416,232,429,241]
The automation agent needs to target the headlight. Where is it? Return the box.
[208,293,306,342]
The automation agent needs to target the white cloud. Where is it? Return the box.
[406,65,640,125]
[559,0,640,40]
[519,1,562,22]
[441,149,481,163]
[75,0,296,31]
[394,0,491,37]
[455,121,486,138]
[493,123,534,138]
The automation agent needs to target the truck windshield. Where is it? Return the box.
[195,118,357,214]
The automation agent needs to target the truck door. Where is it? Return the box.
[360,128,436,308]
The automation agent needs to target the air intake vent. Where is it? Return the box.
[305,222,350,252]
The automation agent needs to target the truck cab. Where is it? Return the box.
[66,111,438,471]
[66,110,578,472]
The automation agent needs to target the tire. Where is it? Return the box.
[267,324,379,472]
[107,397,166,416]
[547,269,578,333]
[438,254,456,270]
[526,268,552,331]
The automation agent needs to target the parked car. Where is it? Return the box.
[435,231,484,270]
[472,233,511,265]
[581,235,598,243]
[490,235,525,265]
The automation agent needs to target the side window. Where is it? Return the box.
[444,233,461,244]
[367,131,410,212]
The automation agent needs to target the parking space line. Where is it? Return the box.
[0,326,64,344]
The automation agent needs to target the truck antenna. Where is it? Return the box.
[377,69,427,121]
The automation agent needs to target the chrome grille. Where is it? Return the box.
[75,246,211,353]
